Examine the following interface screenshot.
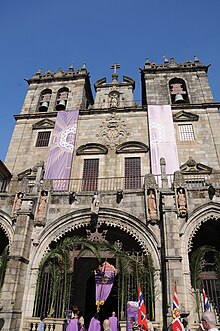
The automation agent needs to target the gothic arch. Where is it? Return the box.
[180,202,220,253]
[176,202,220,316]
[0,210,14,246]
[30,208,161,270]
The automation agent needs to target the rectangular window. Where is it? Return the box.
[35,131,51,147]
[82,159,99,191]
[125,157,141,189]
[178,124,195,141]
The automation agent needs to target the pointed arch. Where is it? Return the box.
[0,210,14,246]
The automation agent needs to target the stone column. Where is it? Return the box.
[0,197,35,331]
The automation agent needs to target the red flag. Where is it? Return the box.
[138,283,148,331]
[172,285,184,331]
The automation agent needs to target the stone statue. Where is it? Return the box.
[12,192,23,216]
[37,191,48,217]
[91,192,100,215]
[147,189,158,221]
[110,93,118,108]
[177,188,187,217]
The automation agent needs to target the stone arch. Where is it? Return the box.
[180,202,220,254]
[30,207,161,270]
[24,208,162,320]
[0,210,14,246]
[179,202,220,317]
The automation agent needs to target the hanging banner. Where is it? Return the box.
[95,261,116,312]
[44,110,79,191]
[148,105,179,181]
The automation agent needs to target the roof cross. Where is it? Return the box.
[111,64,120,74]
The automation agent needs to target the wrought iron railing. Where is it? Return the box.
[5,172,220,195]
[42,173,220,193]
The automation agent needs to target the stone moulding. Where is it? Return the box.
[0,212,14,246]
[183,202,220,252]
[116,141,149,154]
[31,208,160,269]
[76,143,108,155]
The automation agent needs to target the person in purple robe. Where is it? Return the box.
[88,314,101,331]
[66,314,79,331]
[109,312,118,331]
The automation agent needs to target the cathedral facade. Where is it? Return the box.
[0,57,220,331]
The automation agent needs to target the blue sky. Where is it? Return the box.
[1,0,220,161]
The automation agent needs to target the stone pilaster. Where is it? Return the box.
[160,189,184,327]
[0,198,35,331]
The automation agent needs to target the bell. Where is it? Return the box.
[174,94,185,103]
[38,101,49,112]
[56,99,66,110]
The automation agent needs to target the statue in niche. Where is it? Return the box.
[91,192,100,215]
[177,188,187,217]
[147,189,158,221]
[110,92,119,108]
[37,190,48,217]
[12,192,23,216]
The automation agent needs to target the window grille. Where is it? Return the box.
[125,157,141,189]
[178,124,195,141]
[82,159,99,191]
[36,131,51,147]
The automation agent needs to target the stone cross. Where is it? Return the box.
[111,63,120,74]
[111,64,120,82]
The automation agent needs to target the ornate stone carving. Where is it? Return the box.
[12,192,24,217]
[96,113,129,149]
[144,174,159,224]
[180,156,212,174]
[188,215,218,252]
[177,188,187,218]
[173,171,186,188]
[35,191,49,226]
[86,225,107,242]
[91,192,100,215]
[144,174,158,190]
[109,91,119,108]
[41,179,53,192]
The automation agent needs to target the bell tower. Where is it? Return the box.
[141,56,220,170]
[141,56,214,105]
[5,65,93,176]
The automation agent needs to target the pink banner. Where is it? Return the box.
[148,105,179,177]
[44,110,79,191]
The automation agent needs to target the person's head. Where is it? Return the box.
[130,317,135,324]
[103,319,110,330]
[182,319,187,328]
[112,311,116,316]
[94,313,99,320]
[201,311,216,331]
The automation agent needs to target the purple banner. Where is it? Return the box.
[95,262,116,312]
[148,105,179,183]
[44,110,79,191]
[127,301,138,331]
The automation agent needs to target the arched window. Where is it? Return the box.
[38,89,52,112]
[56,87,69,111]
[169,78,189,104]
